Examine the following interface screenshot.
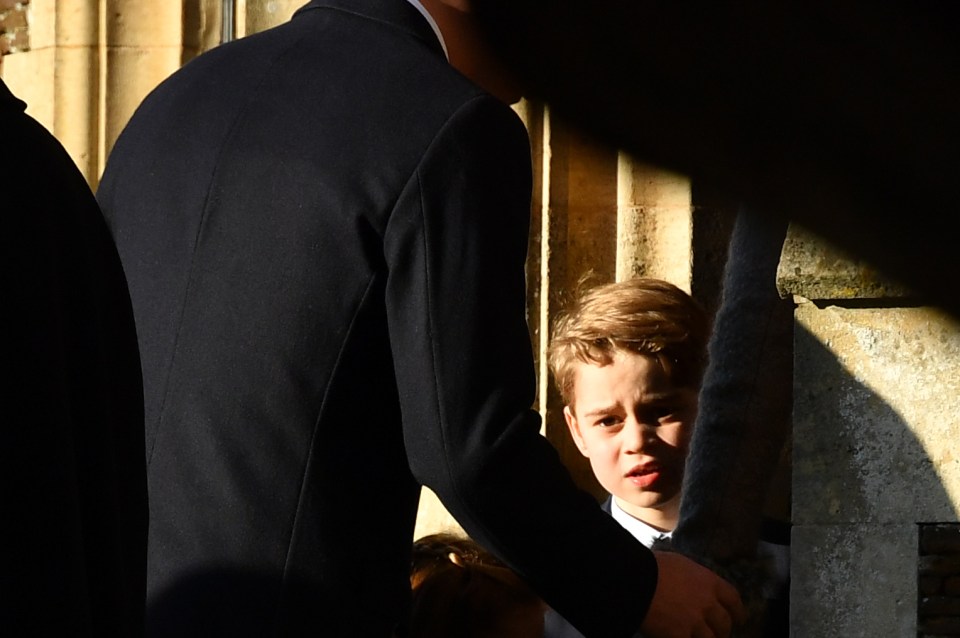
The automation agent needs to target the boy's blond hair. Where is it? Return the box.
[547,277,711,406]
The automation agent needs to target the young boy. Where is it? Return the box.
[544,277,788,637]
[548,277,710,549]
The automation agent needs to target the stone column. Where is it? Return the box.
[536,106,619,500]
[616,154,692,289]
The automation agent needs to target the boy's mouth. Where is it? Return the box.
[626,464,661,488]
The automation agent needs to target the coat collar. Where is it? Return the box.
[293,0,446,59]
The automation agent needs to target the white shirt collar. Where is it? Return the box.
[610,498,673,548]
[403,0,449,60]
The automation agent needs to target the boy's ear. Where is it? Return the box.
[563,406,590,458]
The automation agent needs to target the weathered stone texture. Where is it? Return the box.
[791,524,917,637]
[784,222,960,637]
[616,156,692,286]
[0,0,29,56]
[778,223,914,301]
[0,6,27,31]
[792,303,960,525]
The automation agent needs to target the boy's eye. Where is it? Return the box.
[596,415,622,428]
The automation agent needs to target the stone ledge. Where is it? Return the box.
[776,223,914,302]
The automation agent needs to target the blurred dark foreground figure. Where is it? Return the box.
[474,0,960,318]
[1,78,147,636]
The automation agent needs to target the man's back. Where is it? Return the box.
[100,1,497,633]
[99,1,668,636]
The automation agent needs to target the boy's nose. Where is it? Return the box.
[623,419,656,453]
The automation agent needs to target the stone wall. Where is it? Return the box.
[780,226,960,637]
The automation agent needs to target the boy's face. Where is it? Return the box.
[564,350,698,531]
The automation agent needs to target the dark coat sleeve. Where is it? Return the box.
[383,95,656,638]
[669,209,793,635]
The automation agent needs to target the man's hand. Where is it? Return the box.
[639,551,747,638]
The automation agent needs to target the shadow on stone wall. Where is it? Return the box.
[791,320,956,637]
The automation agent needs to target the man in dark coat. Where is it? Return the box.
[2,77,147,636]
[97,0,743,636]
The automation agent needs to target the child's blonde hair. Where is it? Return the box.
[547,277,710,406]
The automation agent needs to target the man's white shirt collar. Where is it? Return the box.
[403,0,449,60]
